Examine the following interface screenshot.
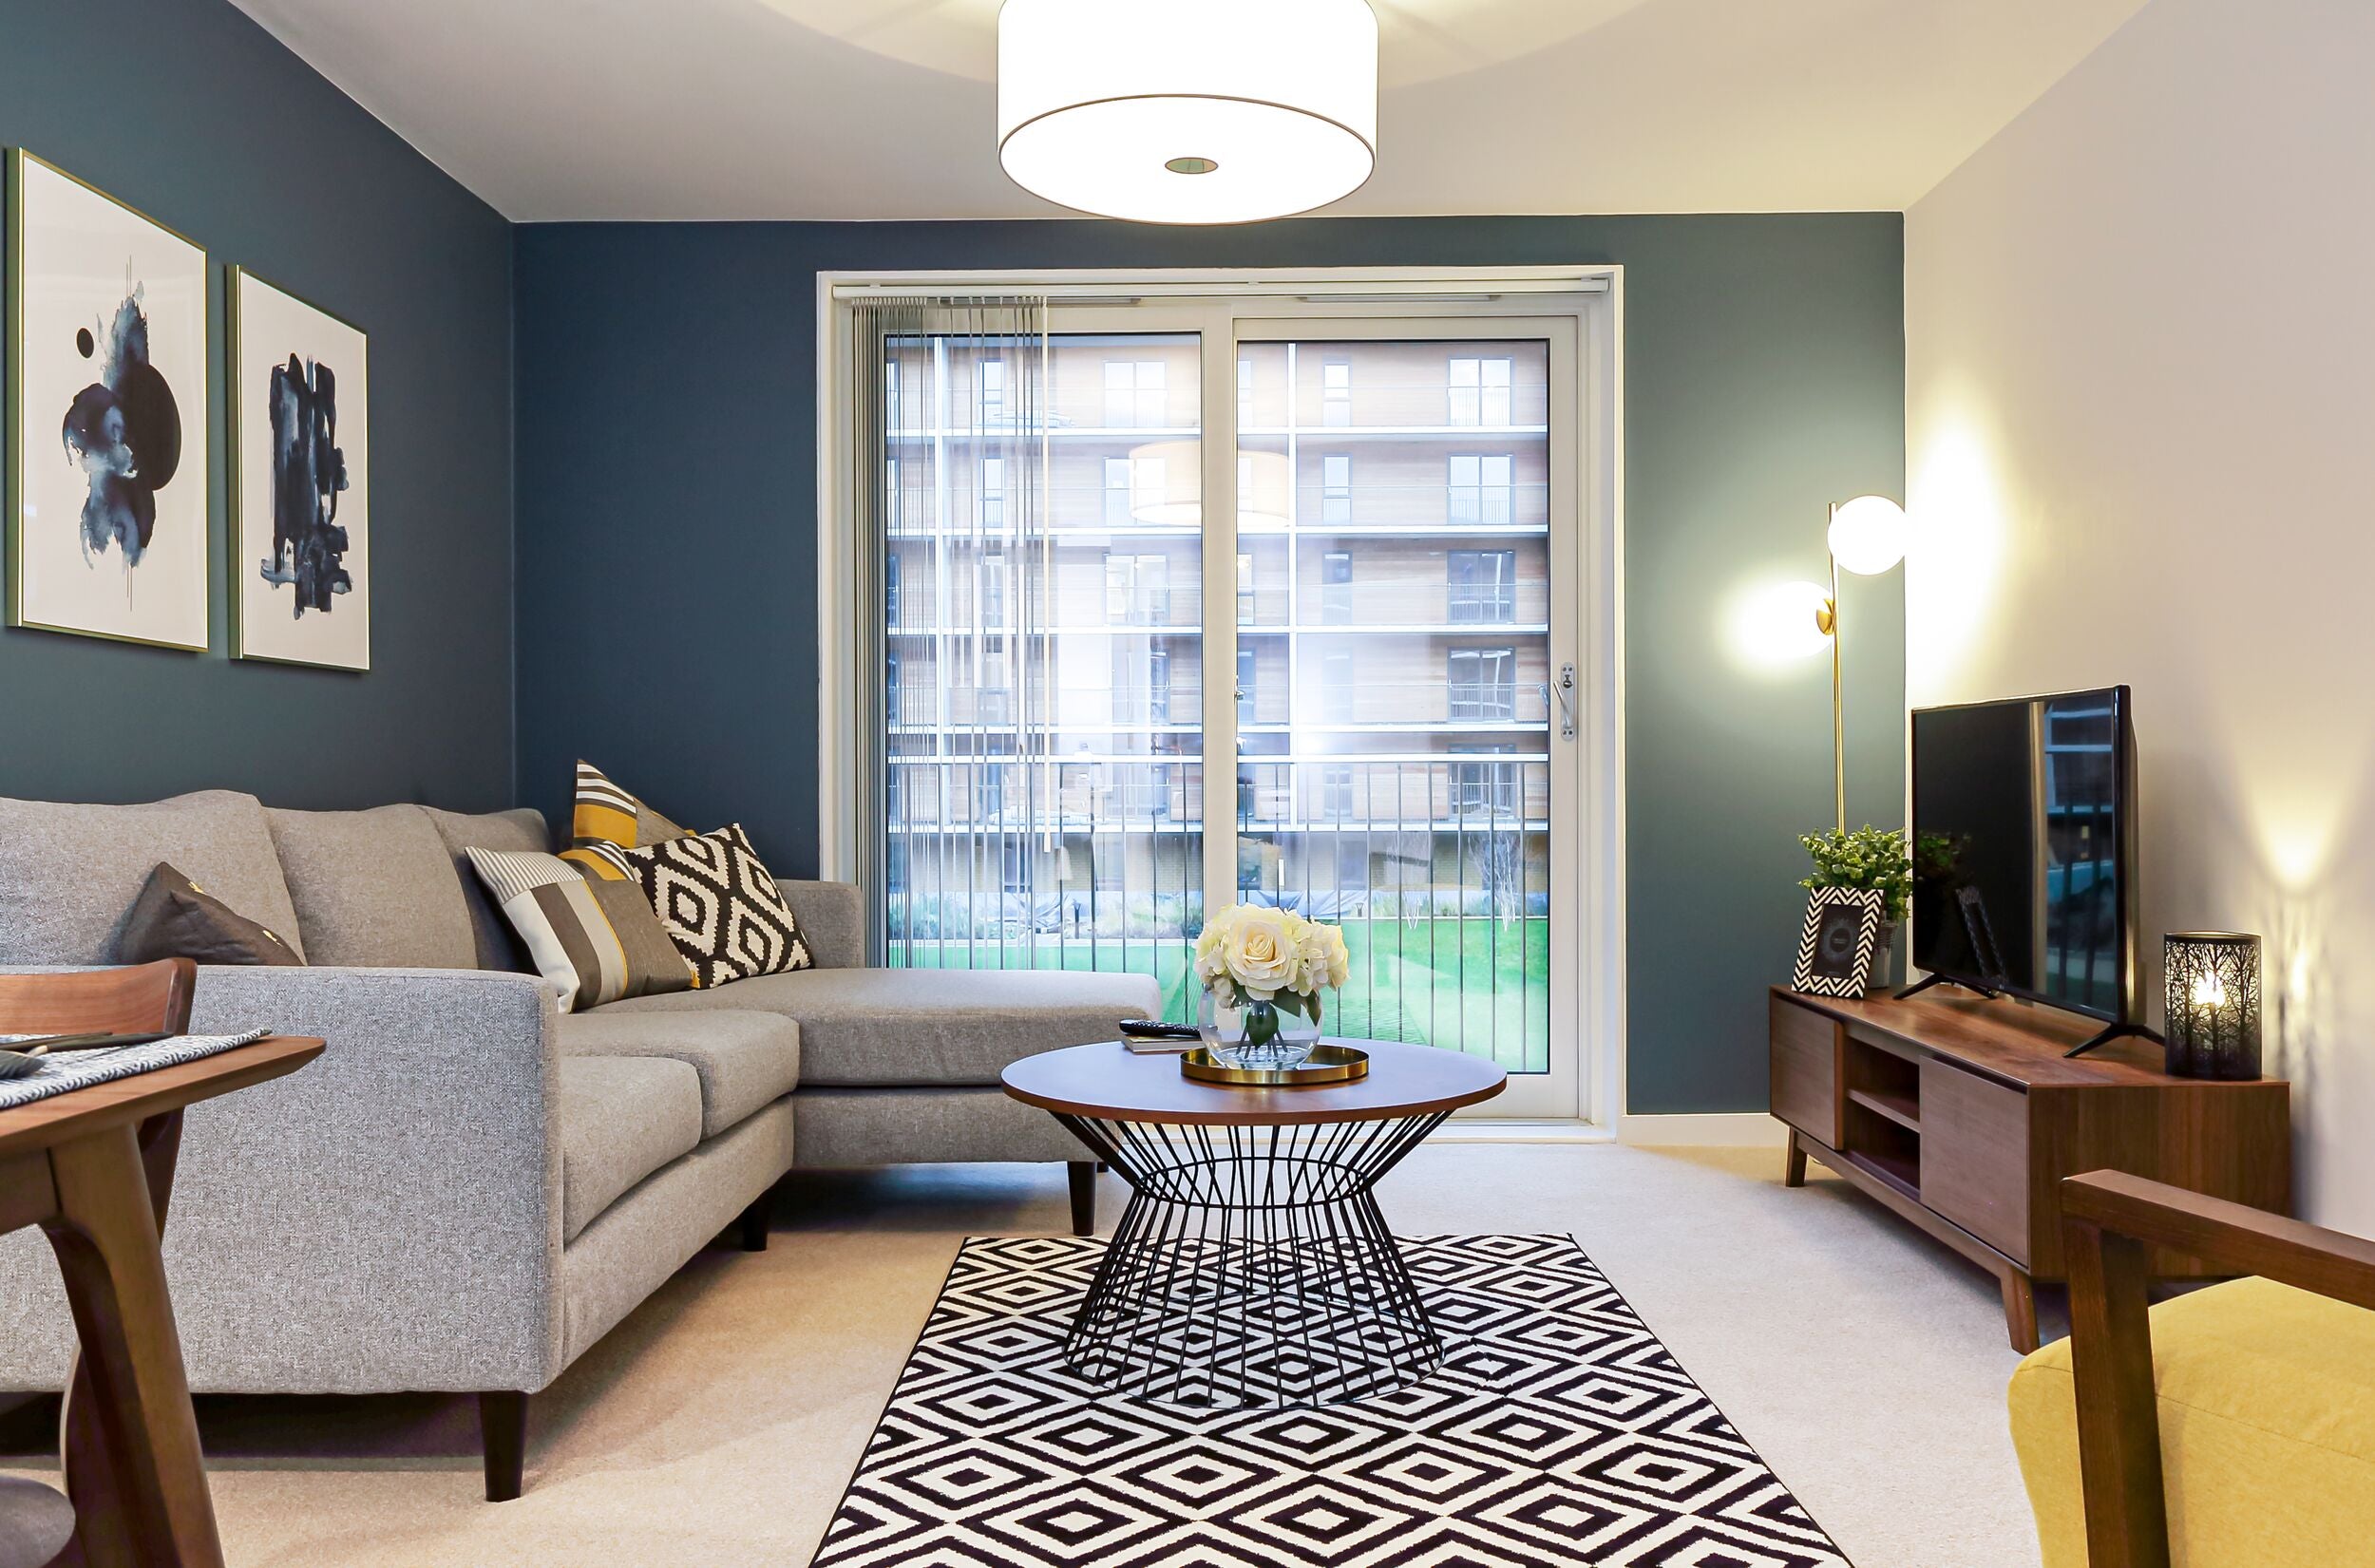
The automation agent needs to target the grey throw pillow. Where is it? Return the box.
[118,863,305,967]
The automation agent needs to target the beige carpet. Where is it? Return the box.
[0,1144,2044,1567]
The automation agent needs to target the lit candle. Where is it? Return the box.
[2190,973,2226,1013]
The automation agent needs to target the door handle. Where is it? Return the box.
[1554,664,1577,740]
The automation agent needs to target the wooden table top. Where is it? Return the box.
[0,1036,325,1160]
[1001,1038,1508,1126]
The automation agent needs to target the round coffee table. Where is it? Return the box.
[1001,1038,1506,1407]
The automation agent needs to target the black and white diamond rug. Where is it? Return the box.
[810,1234,1851,1567]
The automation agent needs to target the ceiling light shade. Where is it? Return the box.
[998,0,1379,225]
[1827,495,1909,576]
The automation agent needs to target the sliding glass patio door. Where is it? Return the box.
[870,302,1586,1119]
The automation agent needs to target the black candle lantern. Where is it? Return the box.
[2163,933,2263,1080]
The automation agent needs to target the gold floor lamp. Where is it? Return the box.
[1815,495,1909,832]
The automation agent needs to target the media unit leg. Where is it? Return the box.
[1783,1127,1808,1188]
[2001,1269,2040,1354]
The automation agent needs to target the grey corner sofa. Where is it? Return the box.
[0,789,1155,1499]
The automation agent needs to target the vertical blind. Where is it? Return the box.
[851,298,1052,971]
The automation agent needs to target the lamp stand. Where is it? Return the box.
[1814,502,1845,835]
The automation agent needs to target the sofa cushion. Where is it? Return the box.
[0,790,304,965]
[265,804,478,970]
[589,825,813,989]
[423,805,549,972]
[118,862,304,966]
[595,966,1160,1086]
[568,759,687,854]
[559,1010,799,1138]
[466,847,694,1012]
[557,1054,702,1242]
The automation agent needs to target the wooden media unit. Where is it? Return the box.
[1769,985,2291,1351]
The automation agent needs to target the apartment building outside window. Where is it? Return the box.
[1126,763,1172,821]
[856,307,1584,1111]
[1321,453,1353,524]
[1101,455,1164,527]
[1321,549,1354,622]
[979,544,1008,627]
[1104,359,1166,426]
[1105,552,1169,625]
[980,456,1006,531]
[1323,650,1355,722]
[1449,548,1518,623]
[1322,764,1357,819]
[1449,356,1513,425]
[1448,453,1514,525]
[1454,744,1520,815]
[1448,646,1517,720]
[978,358,1007,425]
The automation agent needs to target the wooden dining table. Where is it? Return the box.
[0,1035,322,1568]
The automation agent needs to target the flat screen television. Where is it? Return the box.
[1908,687,2143,1048]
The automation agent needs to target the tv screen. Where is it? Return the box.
[1909,687,2133,1021]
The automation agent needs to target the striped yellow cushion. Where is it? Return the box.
[570,760,687,854]
[466,846,694,1011]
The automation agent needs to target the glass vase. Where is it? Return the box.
[1197,989,1323,1070]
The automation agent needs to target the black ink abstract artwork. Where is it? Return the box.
[230,267,370,669]
[260,354,351,614]
[9,152,210,649]
[60,289,185,568]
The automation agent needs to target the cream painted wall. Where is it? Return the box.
[1906,0,2375,1227]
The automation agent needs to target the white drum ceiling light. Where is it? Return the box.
[997,0,1379,225]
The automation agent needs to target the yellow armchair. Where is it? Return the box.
[2008,1172,2375,1568]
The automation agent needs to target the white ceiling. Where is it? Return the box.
[228,0,2152,222]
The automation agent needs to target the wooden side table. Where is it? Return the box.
[0,1036,323,1568]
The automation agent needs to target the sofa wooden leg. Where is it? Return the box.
[480,1390,527,1502]
[1068,1162,1096,1237]
[737,1192,771,1253]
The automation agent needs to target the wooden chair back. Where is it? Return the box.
[0,959,198,1038]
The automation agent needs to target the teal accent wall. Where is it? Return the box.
[514,216,1905,1115]
[0,0,514,812]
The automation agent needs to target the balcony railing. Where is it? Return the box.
[884,755,1550,1069]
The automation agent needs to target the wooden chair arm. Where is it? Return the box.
[2060,1171,2373,1568]
[2064,1170,2375,1311]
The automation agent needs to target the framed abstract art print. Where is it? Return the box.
[229,266,370,671]
[7,150,209,651]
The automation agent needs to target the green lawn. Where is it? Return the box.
[888,917,1551,1072]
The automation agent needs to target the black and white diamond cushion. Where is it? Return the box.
[614,823,812,989]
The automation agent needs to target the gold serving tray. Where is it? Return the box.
[1179,1043,1371,1086]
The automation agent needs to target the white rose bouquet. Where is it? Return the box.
[1193,903,1350,1048]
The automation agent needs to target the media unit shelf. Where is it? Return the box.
[1769,986,2292,1351]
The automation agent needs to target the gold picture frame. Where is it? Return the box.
[6,148,211,652]
[226,265,370,671]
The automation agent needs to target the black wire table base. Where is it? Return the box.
[1052,1109,1451,1407]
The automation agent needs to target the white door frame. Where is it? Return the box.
[815,266,1625,1132]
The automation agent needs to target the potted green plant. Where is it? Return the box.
[1798,825,1911,991]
